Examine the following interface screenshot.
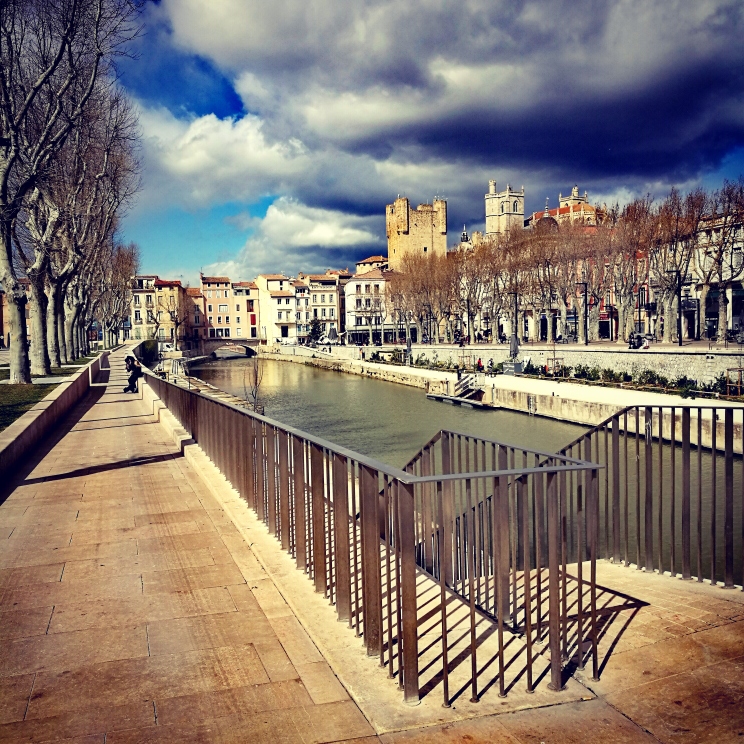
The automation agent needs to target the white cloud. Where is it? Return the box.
[203,196,383,280]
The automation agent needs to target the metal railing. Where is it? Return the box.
[142,368,602,705]
[556,404,744,588]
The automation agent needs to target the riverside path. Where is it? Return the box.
[1,348,744,743]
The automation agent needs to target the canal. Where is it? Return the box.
[192,357,586,468]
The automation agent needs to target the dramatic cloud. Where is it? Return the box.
[203,197,384,279]
[122,0,744,277]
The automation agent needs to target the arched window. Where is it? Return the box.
[501,202,505,214]
[513,200,518,212]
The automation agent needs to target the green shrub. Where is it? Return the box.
[635,369,658,386]
[601,368,622,383]
[701,373,727,395]
[573,364,600,381]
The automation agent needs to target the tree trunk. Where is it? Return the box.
[28,275,51,376]
[662,295,676,343]
[57,306,68,364]
[558,300,567,340]
[717,284,729,343]
[577,298,586,344]
[64,301,77,361]
[546,309,554,343]
[0,228,32,383]
[588,303,600,342]
[45,281,61,367]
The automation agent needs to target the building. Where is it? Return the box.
[293,280,310,342]
[185,287,204,343]
[255,274,298,345]
[345,268,397,344]
[299,269,353,340]
[152,279,187,345]
[231,282,260,340]
[525,185,606,228]
[386,196,447,271]
[355,255,388,273]
[485,180,525,235]
[131,275,158,340]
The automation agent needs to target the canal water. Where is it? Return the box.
[192,358,586,468]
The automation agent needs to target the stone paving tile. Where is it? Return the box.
[0,563,64,589]
[47,585,238,633]
[0,674,35,725]
[295,661,350,705]
[146,611,277,656]
[0,606,54,640]
[0,701,155,742]
[254,639,300,682]
[0,624,149,677]
[141,563,246,594]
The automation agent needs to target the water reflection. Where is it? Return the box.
[193,358,587,468]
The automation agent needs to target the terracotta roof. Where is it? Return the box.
[307,275,337,282]
[357,255,387,264]
[154,279,182,287]
[270,291,295,298]
[200,276,231,283]
[291,280,307,287]
[231,281,255,288]
[259,274,288,280]
[186,288,202,297]
[352,268,389,280]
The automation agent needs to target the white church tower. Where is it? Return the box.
[485,180,524,235]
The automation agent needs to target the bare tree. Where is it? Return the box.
[243,355,264,413]
[0,0,139,382]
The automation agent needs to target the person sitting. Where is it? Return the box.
[123,356,142,393]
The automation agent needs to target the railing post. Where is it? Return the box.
[441,432,454,588]
[333,453,352,622]
[546,470,563,691]
[360,464,382,657]
[278,429,291,551]
[311,443,327,595]
[682,408,691,579]
[256,422,266,522]
[612,417,620,563]
[293,435,307,572]
[397,479,420,705]
[590,465,599,681]
[267,425,278,535]
[644,407,654,572]
[725,408,734,588]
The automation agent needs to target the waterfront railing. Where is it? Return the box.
[141,367,602,706]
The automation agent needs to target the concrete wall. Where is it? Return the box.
[0,352,109,484]
[401,344,744,385]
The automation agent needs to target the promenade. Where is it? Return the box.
[2,349,744,742]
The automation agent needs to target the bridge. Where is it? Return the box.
[1,346,743,742]
[194,338,260,358]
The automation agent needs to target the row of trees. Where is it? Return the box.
[1,0,141,383]
[387,180,744,345]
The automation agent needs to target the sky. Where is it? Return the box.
[118,0,744,287]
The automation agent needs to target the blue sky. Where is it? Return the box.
[119,0,744,286]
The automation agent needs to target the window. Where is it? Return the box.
[501,202,505,214]
[330,308,334,318]
[513,200,518,212]
[251,327,257,338]
[313,294,317,303]
[236,317,240,324]
[157,311,163,321]
[356,317,363,326]
[365,284,370,294]
[146,294,153,304]
[423,246,427,253]
[217,328,223,337]
[208,316,213,324]
[208,304,213,312]
[224,328,230,337]
[365,298,371,308]
[305,312,309,320]
[207,290,212,298]
[277,298,282,305]
[321,294,325,303]
[217,316,222,324]
[247,300,254,311]
[158,328,165,339]
[374,284,379,294]
[285,298,290,305]
[356,299,361,309]
[322,308,326,318]
[218,304,228,312]
[313,309,318,318]
[224,290,229,298]
[250,314,256,325]
[225,316,230,324]
[194,315,200,325]
[236,328,242,337]
[134,310,141,321]
[305,298,308,306]
[296,312,301,320]
[209,328,216,337]
[278,311,282,320]
[134,295,140,306]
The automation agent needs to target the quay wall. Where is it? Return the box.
[0,352,108,484]
[398,343,744,385]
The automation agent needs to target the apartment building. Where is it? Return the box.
[231,281,260,339]
[345,268,396,344]
[255,274,297,344]
[131,275,158,340]
[185,287,204,342]
[293,280,310,342]
[301,269,352,339]
[152,279,187,344]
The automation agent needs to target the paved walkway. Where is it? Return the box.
[1,348,744,742]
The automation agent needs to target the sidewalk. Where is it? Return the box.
[2,349,744,742]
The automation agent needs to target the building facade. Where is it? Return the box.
[386,197,447,270]
[255,274,298,344]
[485,180,525,235]
[344,268,397,344]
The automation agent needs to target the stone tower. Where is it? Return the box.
[485,180,525,235]
[386,196,447,271]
